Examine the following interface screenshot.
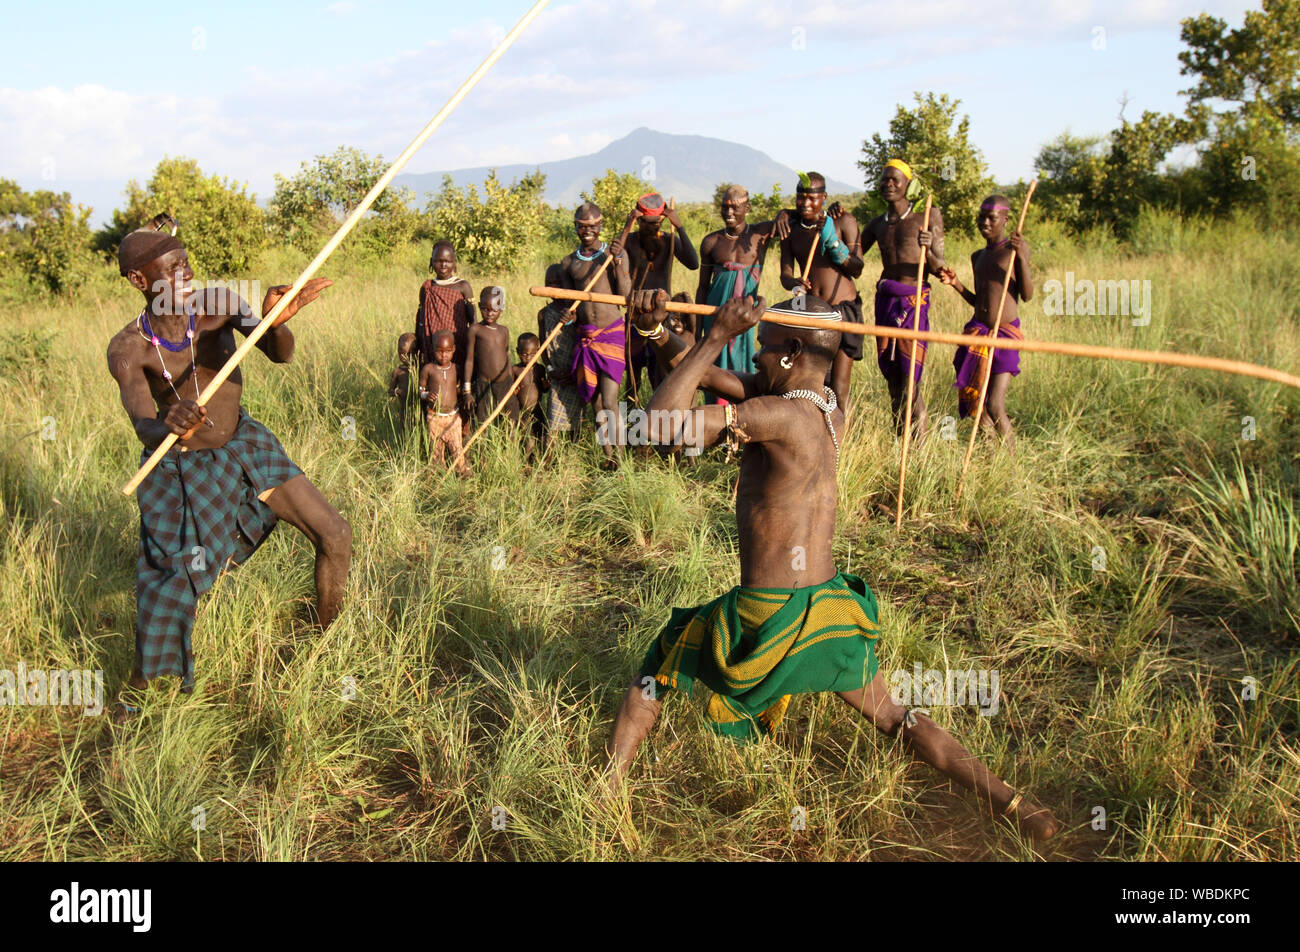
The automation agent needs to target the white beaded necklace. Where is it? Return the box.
[781,385,839,468]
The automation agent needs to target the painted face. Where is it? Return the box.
[434,336,455,365]
[796,189,826,223]
[720,198,749,231]
[575,216,603,249]
[432,246,456,279]
[880,167,909,202]
[142,247,194,313]
[518,341,539,363]
[977,205,1008,240]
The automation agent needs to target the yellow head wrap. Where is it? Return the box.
[885,158,913,181]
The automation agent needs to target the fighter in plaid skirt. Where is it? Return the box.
[107,216,351,709]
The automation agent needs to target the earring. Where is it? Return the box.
[780,355,794,369]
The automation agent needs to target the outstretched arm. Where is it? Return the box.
[250,278,333,362]
[640,291,766,449]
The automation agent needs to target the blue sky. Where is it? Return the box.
[2,0,1255,225]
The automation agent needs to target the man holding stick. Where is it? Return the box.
[106,218,350,710]
[940,195,1034,452]
[858,159,945,438]
[779,171,865,408]
[560,202,631,469]
[605,288,1059,843]
[694,185,782,397]
[612,192,698,399]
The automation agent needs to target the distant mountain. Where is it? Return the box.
[393,127,859,207]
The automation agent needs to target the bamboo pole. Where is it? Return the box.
[526,286,1300,391]
[120,0,553,496]
[443,251,616,481]
[895,194,933,529]
[957,181,1038,501]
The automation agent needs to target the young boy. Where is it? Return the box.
[508,332,549,459]
[606,287,1059,844]
[464,286,512,427]
[537,263,585,445]
[419,329,471,478]
[938,195,1034,452]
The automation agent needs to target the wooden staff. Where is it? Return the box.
[527,286,1300,391]
[895,194,933,529]
[120,0,553,496]
[800,232,820,282]
[957,181,1038,501]
[443,251,616,481]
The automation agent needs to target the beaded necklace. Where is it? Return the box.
[575,241,607,262]
[781,386,840,469]
[136,302,212,427]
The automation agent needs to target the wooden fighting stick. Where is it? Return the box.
[895,193,933,529]
[528,286,1300,391]
[957,180,1038,502]
[121,0,554,495]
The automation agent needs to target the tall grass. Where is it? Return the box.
[0,220,1296,860]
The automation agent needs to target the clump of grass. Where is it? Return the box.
[1172,454,1299,640]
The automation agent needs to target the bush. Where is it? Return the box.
[858,92,994,236]
[95,157,266,277]
[267,146,419,258]
[0,180,96,296]
[425,170,546,272]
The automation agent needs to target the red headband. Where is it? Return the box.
[636,192,665,218]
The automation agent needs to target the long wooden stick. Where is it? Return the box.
[802,232,820,280]
[120,0,552,496]
[527,286,1300,391]
[443,251,615,481]
[957,181,1038,500]
[895,194,933,529]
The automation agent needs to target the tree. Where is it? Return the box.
[857,92,993,236]
[425,169,546,272]
[1178,0,1300,132]
[1033,133,1108,231]
[95,157,265,276]
[1177,0,1300,221]
[581,169,649,242]
[267,146,419,255]
[0,180,96,295]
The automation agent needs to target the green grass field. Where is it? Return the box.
[1,210,1297,860]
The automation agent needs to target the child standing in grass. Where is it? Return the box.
[508,332,549,460]
[420,329,470,478]
[939,194,1034,453]
[465,286,512,428]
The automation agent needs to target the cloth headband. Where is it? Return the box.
[885,158,913,180]
[636,192,665,217]
[117,227,183,276]
[765,304,842,323]
[795,183,826,194]
[981,202,1010,211]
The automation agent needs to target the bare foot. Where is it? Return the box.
[1006,794,1060,842]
